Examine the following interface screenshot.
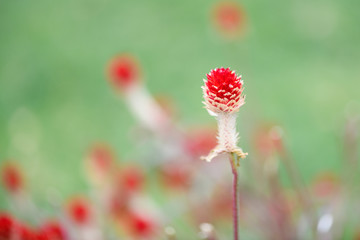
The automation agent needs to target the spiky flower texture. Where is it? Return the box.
[203,68,244,114]
[202,67,247,162]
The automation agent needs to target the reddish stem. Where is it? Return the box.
[230,153,240,240]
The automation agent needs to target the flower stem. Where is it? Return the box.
[230,153,240,240]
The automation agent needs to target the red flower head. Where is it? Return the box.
[17,224,35,240]
[1,162,23,193]
[212,1,246,37]
[107,54,141,91]
[0,213,39,240]
[119,166,145,193]
[127,213,155,238]
[0,213,15,239]
[67,197,91,226]
[202,67,244,114]
[201,68,247,162]
[39,221,67,240]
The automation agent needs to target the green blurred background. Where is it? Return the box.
[0,0,359,205]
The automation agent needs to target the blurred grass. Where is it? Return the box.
[0,0,360,207]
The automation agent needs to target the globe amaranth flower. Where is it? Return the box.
[1,162,23,194]
[106,54,171,133]
[201,67,247,162]
[212,1,246,38]
[107,54,141,92]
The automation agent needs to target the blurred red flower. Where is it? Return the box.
[212,1,246,37]
[0,213,14,240]
[128,213,155,238]
[107,54,141,91]
[39,221,67,240]
[1,162,23,194]
[67,197,92,226]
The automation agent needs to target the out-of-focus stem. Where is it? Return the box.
[343,117,358,187]
[230,153,241,240]
[341,117,359,238]
[125,85,171,133]
[277,147,317,239]
[267,168,293,240]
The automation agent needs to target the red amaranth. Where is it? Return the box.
[213,1,245,36]
[0,213,14,239]
[17,224,35,240]
[40,221,67,240]
[128,214,154,237]
[118,166,145,193]
[1,163,23,193]
[107,54,140,91]
[203,67,244,114]
[67,198,91,226]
